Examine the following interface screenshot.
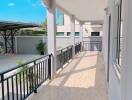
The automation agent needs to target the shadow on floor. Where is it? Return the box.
[28,51,108,100]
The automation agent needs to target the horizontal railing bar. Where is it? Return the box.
[57,45,73,52]
[0,54,51,75]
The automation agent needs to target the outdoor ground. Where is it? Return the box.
[0,54,42,73]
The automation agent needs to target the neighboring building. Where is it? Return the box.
[56,9,103,37]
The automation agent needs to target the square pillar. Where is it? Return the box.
[79,22,84,51]
[70,15,75,56]
[47,0,57,78]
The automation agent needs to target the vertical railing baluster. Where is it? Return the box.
[43,61,45,81]
[7,79,10,100]
[31,68,33,93]
[41,62,43,82]
[48,54,52,79]
[29,69,31,94]
[26,69,29,96]
[1,74,4,100]
[44,61,46,80]
[36,63,39,87]
[23,71,25,98]
[19,73,22,100]
[11,77,14,100]
[34,61,37,93]
[16,75,18,100]
[45,61,47,79]
[39,63,41,83]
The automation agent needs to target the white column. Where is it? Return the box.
[47,0,57,78]
[70,15,75,56]
[79,22,83,43]
[79,22,84,51]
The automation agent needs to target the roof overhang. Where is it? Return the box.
[43,0,108,23]
[0,21,40,31]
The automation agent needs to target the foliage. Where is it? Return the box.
[0,41,4,54]
[16,60,29,74]
[41,19,47,31]
[36,40,47,55]
[19,29,47,36]
[16,60,36,90]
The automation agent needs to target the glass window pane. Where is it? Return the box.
[75,32,80,36]
[91,32,100,36]
[56,9,64,25]
[56,32,64,36]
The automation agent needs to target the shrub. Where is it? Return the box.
[36,40,46,55]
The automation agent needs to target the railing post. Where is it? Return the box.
[33,61,37,93]
[1,74,4,100]
[48,54,52,80]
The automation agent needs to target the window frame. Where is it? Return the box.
[115,0,123,71]
[91,32,100,36]
[56,32,65,36]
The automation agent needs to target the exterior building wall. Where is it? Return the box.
[57,14,103,37]
[103,0,122,99]
[102,0,132,100]
[0,36,102,54]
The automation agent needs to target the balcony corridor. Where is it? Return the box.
[27,51,108,100]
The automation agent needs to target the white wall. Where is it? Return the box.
[57,14,103,36]
[0,36,102,54]
[121,0,132,100]
[102,0,130,100]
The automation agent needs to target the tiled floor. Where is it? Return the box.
[28,51,108,100]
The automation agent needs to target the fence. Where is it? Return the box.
[0,54,52,100]
[75,42,81,54]
[0,40,100,100]
[56,42,81,71]
[83,41,102,51]
[56,45,73,70]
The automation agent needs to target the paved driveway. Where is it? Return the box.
[0,54,42,73]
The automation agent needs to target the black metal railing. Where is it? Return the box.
[75,42,81,54]
[83,41,102,51]
[0,43,83,100]
[0,54,52,100]
[56,45,73,70]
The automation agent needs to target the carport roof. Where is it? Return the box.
[0,21,40,31]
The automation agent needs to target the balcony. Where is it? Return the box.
[27,51,107,100]
[0,42,107,100]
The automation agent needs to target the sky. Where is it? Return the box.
[0,0,47,24]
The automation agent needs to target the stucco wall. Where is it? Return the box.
[0,36,102,54]
[57,14,103,37]
[16,36,47,54]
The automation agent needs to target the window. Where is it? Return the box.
[115,0,123,69]
[56,32,64,36]
[75,32,80,36]
[67,32,80,36]
[67,32,71,36]
[91,32,100,36]
[56,9,64,26]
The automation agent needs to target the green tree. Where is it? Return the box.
[41,19,47,31]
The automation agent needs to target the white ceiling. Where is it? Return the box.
[56,0,108,23]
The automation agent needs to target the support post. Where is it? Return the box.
[79,22,84,51]
[47,0,57,79]
[70,15,75,56]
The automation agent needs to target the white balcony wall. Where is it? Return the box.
[103,0,121,99]
[102,0,131,100]
[57,14,103,37]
